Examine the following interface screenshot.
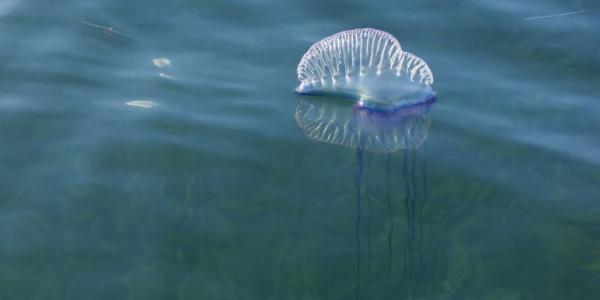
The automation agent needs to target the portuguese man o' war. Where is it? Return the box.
[295,31,436,291]
[296,28,435,110]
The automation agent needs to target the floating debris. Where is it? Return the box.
[523,9,588,21]
[126,100,157,108]
[158,72,175,80]
[81,20,134,39]
[152,58,171,68]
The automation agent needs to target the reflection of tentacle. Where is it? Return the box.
[366,153,373,282]
[410,150,419,285]
[402,149,418,298]
[355,149,364,300]
[411,150,418,242]
[385,154,393,279]
[402,150,408,284]
[418,148,427,277]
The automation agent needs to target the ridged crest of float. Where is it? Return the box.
[295,98,433,153]
[297,28,433,87]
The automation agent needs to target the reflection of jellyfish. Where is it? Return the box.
[296,28,435,111]
[295,96,434,153]
[295,96,434,298]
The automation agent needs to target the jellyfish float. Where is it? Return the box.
[296,28,435,111]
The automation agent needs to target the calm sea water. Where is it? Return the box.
[1,0,599,299]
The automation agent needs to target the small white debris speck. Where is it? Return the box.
[159,72,175,79]
[152,58,171,68]
[126,100,157,108]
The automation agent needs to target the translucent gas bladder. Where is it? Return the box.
[295,97,434,153]
[296,28,434,110]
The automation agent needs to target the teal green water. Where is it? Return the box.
[1,0,600,299]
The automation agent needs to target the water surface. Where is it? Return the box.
[1,0,599,299]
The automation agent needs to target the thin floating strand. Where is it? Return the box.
[81,20,134,40]
[523,9,588,21]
